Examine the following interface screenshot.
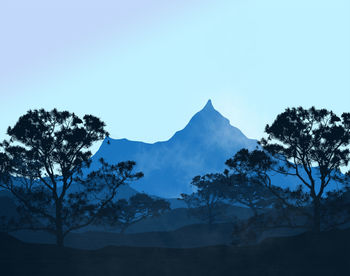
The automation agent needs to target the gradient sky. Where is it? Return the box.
[1,0,349,153]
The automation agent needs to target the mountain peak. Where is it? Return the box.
[195,99,225,122]
[202,99,214,111]
[169,98,244,143]
[93,99,258,197]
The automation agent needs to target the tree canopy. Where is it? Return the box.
[0,109,143,246]
[224,149,276,216]
[181,173,229,225]
[260,107,350,232]
[97,193,170,233]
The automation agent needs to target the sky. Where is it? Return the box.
[0,0,349,153]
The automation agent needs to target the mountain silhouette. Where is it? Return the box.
[92,100,257,197]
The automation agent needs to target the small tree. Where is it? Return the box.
[0,109,143,246]
[224,149,276,217]
[97,193,170,233]
[181,173,228,225]
[320,187,350,230]
[261,107,350,232]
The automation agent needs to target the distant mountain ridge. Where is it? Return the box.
[92,100,257,197]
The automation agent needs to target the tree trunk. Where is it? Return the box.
[312,197,321,233]
[250,205,258,217]
[120,226,126,234]
[56,230,64,247]
[208,206,213,225]
[120,222,130,234]
[55,200,64,247]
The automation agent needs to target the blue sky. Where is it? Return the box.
[0,0,349,153]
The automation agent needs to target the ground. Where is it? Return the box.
[1,229,350,276]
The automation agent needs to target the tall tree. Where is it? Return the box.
[260,107,350,232]
[0,109,143,246]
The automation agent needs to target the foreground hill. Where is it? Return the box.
[11,206,253,249]
[13,223,236,250]
[1,229,350,276]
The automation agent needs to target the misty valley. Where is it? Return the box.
[1,101,350,275]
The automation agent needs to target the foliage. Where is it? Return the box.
[181,173,229,225]
[96,193,170,233]
[224,149,276,216]
[0,109,143,246]
[260,106,350,232]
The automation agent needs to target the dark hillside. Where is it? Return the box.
[1,229,350,276]
[12,223,236,250]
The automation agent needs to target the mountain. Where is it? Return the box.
[92,100,257,198]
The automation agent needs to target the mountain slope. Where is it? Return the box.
[92,100,257,197]
[92,100,343,198]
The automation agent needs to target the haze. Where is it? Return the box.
[0,0,349,153]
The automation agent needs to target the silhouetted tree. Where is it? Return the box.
[0,109,143,246]
[0,153,10,185]
[318,186,350,230]
[225,147,350,243]
[97,193,170,233]
[224,149,276,217]
[260,107,350,232]
[181,174,229,225]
